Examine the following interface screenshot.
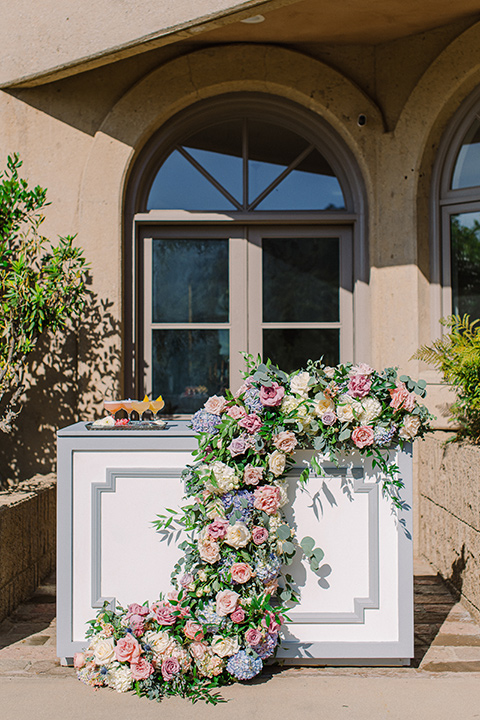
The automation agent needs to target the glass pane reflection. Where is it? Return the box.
[452,119,480,189]
[152,239,228,323]
[451,212,480,319]
[147,150,236,211]
[256,149,345,210]
[183,120,243,204]
[152,329,229,414]
[263,328,339,372]
[263,237,339,322]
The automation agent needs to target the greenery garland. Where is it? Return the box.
[75,357,432,703]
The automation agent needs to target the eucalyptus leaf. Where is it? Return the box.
[300,536,315,555]
[276,524,291,540]
[282,541,296,555]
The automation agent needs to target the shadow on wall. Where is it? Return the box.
[447,543,468,599]
[0,287,121,489]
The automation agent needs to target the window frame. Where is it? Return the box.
[124,93,368,400]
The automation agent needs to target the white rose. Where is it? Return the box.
[336,394,359,423]
[356,397,383,425]
[211,635,240,657]
[225,521,251,548]
[143,630,177,656]
[281,395,301,414]
[399,414,421,439]
[106,664,133,693]
[313,394,335,417]
[324,366,336,378]
[290,372,311,397]
[93,637,116,666]
[268,450,286,477]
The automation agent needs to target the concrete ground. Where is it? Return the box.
[1,557,480,719]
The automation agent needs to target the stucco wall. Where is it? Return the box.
[2,22,480,480]
[417,433,480,623]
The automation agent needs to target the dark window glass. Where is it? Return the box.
[451,212,480,318]
[263,328,339,372]
[152,239,228,323]
[262,237,339,322]
[452,119,480,189]
[152,329,229,414]
[147,150,236,211]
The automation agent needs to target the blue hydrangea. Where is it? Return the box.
[244,387,264,414]
[195,602,224,633]
[251,631,278,659]
[226,650,263,680]
[221,490,255,522]
[255,558,281,583]
[374,425,396,447]
[190,409,221,435]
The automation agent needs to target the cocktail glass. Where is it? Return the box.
[121,399,134,422]
[103,400,124,419]
[130,400,150,422]
[149,396,165,420]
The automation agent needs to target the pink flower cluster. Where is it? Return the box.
[389,382,416,412]
[253,485,282,515]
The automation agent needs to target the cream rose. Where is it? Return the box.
[313,394,335,416]
[268,450,286,477]
[225,521,251,548]
[204,395,227,414]
[93,637,116,666]
[198,536,221,564]
[243,465,264,486]
[290,372,311,396]
[211,635,240,658]
[399,414,421,439]
[336,394,358,423]
[143,630,176,657]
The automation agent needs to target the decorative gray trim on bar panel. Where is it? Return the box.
[287,466,379,624]
[91,468,185,610]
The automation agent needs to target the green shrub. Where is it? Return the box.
[414,314,480,442]
[0,153,88,433]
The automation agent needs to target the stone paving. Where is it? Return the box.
[0,557,479,679]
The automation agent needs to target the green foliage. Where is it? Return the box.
[414,314,480,442]
[0,153,88,432]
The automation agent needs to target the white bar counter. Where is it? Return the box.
[57,422,413,665]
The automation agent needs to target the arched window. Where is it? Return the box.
[125,94,366,414]
[435,90,480,322]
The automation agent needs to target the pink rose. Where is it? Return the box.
[230,562,253,584]
[260,382,285,407]
[207,518,229,539]
[348,375,372,398]
[189,641,208,659]
[252,526,269,545]
[228,435,248,456]
[389,382,415,411]
[238,413,263,433]
[126,603,149,618]
[243,465,264,486]
[198,536,221,564]
[73,652,85,669]
[273,430,297,453]
[130,658,154,680]
[129,616,145,637]
[204,395,227,414]
[150,603,177,626]
[215,589,240,616]
[180,572,194,589]
[161,657,181,681]
[351,425,375,448]
[245,628,264,646]
[114,634,142,663]
[230,608,246,623]
[183,620,204,641]
[321,410,337,426]
[262,611,281,633]
[228,405,247,420]
[349,363,374,377]
[253,485,281,515]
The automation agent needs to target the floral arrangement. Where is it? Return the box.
[75,357,432,703]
